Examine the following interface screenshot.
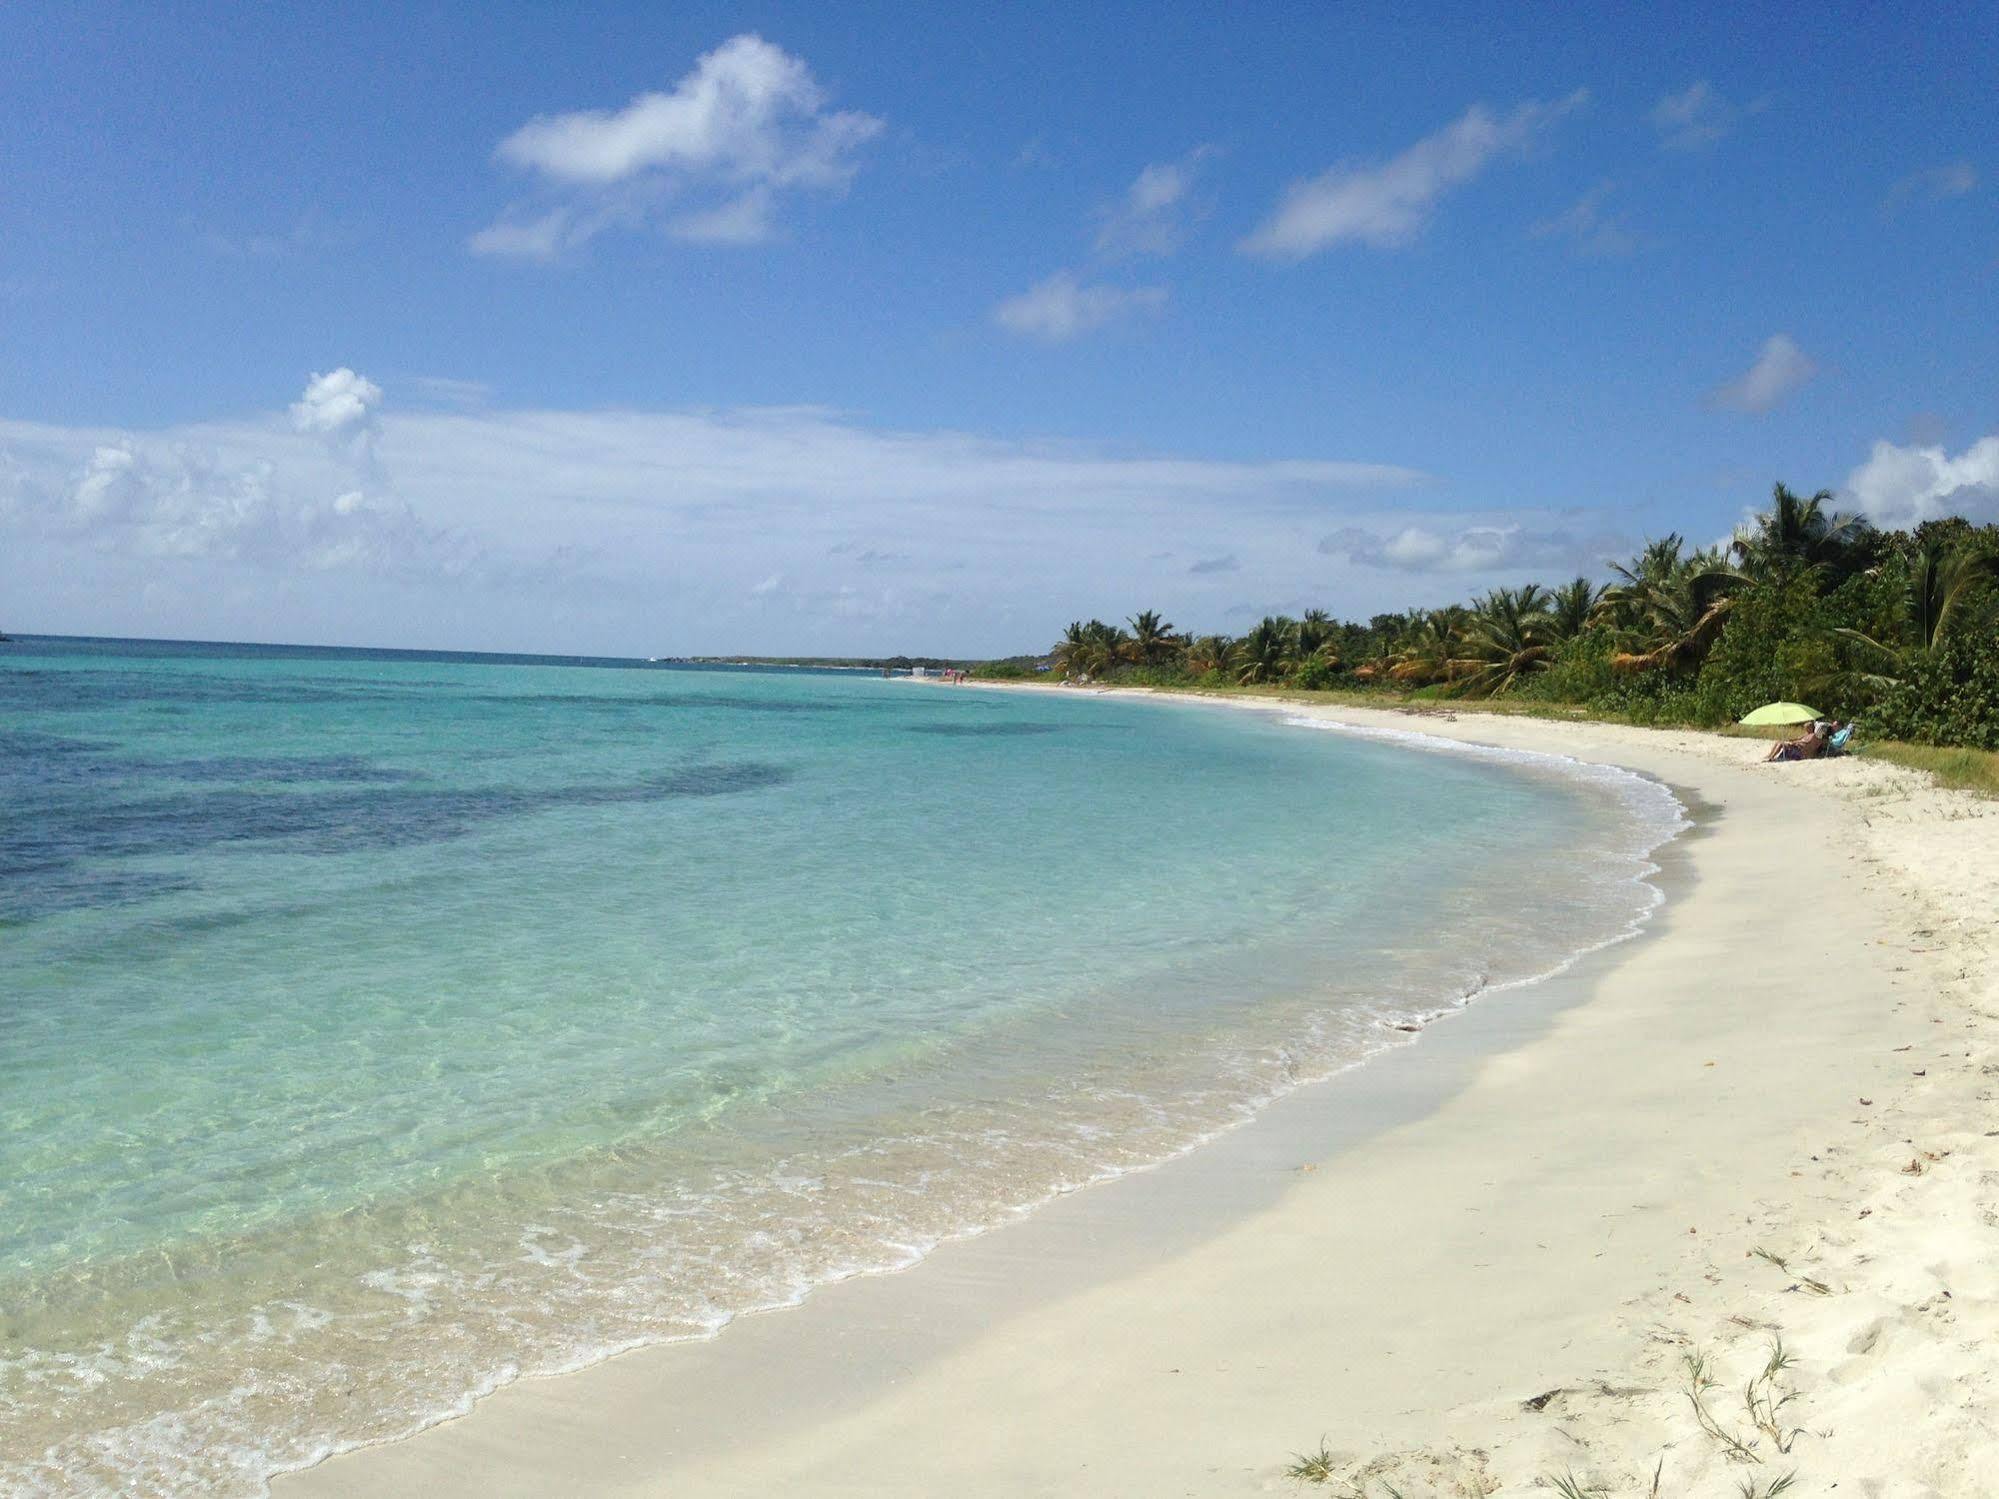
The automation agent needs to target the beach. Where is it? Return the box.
[15,10,1995,1494]
[279,695,1999,1497]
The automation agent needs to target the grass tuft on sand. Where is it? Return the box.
[1856,740,1999,796]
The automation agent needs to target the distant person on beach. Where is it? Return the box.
[1765,721,1830,762]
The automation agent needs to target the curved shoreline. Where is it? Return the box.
[279,696,1999,1497]
[245,688,1675,1494]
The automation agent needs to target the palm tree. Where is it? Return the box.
[1295,608,1337,662]
[1183,633,1235,675]
[1834,536,1999,688]
[1898,537,1998,650]
[1234,616,1296,684]
[1354,609,1420,682]
[1083,618,1127,677]
[1388,607,1468,685]
[1123,609,1180,667]
[1448,585,1556,698]
[1731,483,1870,576]
[1544,576,1605,642]
[1051,620,1091,679]
[1599,535,1747,674]
[1050,619,1128,679]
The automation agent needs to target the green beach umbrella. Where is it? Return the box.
[1739,701,1821,726]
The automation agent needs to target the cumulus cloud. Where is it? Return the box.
[1239,92,1586,259]
[1319,520,1619,575]
[1095,146,1218,257]
[7,370,475,579]
[292,367,383,447]
[1649,81,1753,151]
[1188,553,1238,575]
[1882,160,1978,213]
[41,440,460,573]
[1709,334,1818,414]
[473,34,883,257]
[993,271,1166,341]
[1530,180,1638,257]
[1845,434,1999,530]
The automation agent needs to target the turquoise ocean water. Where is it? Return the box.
[0,637,1682,1494]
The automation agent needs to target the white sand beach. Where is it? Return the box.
[280,699,1999,1497]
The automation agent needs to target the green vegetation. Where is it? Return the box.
[985,485,1999,757]
[1284,1442,1339,1484]
[672,654,970,670]
[1854,740,1999,797]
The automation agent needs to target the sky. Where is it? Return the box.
[2,1,1996,657]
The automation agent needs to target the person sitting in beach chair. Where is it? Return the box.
[1765,721,1829,762]
[1823,722,1855,756]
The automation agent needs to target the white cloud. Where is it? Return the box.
[993,271,1166,341]
[998,147,1212,344]
[291,367,383,444]
[1845,434,1999,530]
[1883,160,1978,213]
[291,367,388,492]
[1529,180,1637,257]
[1709,334,1818,414]
[466,209,577,262]
[1649,81,1752,151]
[669,187,776,244]
[2,385,1442,654]
[404,376,493,410]
[473,34,882,257]
[39,438,462,574]
[1095,146,1218,257]
[0,371,483,581]
[1240,93,1586,259]
[1319,520,1622,575]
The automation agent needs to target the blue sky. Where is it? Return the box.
[3,1,1995,655]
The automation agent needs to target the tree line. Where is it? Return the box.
[986,485,1999,749]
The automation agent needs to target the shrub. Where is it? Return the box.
[1290,655,1339,691]
[1688,573,1836,724]
[1869,638,1999,749]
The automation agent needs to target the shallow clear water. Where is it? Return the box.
[0,637,1681,1494]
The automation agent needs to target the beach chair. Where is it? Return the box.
[1825,724,1855,757]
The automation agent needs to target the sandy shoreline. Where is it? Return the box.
[280,695,1998,1497]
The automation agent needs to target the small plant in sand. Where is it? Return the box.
[1286,1442,1339,1484]
[1737,1473,1797,1499]
[1546,1471,1609,1499]
[1686,1350,1760,1461]
[1750,1246,1831,1294]
[1683,1338,1808,1465]
[1745,1339,1805,1453]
